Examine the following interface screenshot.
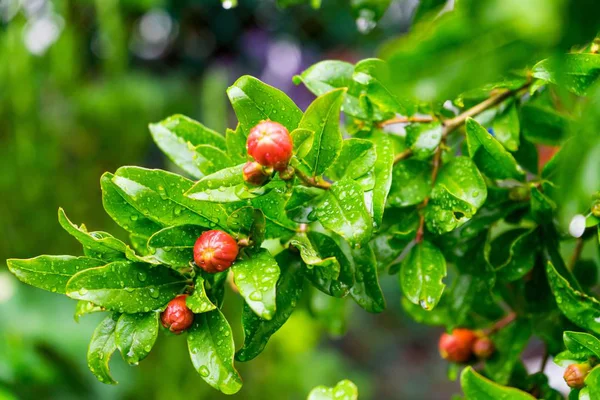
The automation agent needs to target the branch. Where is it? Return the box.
[568,237,585,272]
[378,116,434,127]
[484,312,517,336]
[294,167,332,190]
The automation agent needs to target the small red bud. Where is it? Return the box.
[472,336,495,359]
[161,295,194,334]
[193,230,239,273]
[247,121,293,171]
[242,161,268,185]
[564,363,591,389]
[439,328,477,363]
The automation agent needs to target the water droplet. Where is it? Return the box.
[199,366,210,377]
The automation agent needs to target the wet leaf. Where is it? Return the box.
[251,182,298,240]
[100,173,162,238]
[187,309,242,394]
[461,367,535,400]
[74,300,104,322]
[533,54,600,96]
[299,89,345,176]
[58,208,126,261]
[306,231,355,298]
[406,122,443,159]
[7,255,105,294]
[290,233,340,280]
[87,313,119,385]
[520,102,570,146]
[371,130,395,229]
[227,75,303,135]
[563,331,600,359]
[425,156,487,234]
[149,114,227,179]
[147,224,206,268]
[186,275,217,314]
[66,261,188,313]
[315,179,373,248]
[492,228,539,282]
[327,138,377,181]
[491,100,520,152]
[484,319,532,385]
[115,312,159,365]
[465,118,524,180]
[388,159,432,207]
[400,240,446,310]
[285,186,324,223]
[225,125,247,164]
[233,250,280,320]
[342,241,385,313]
[546,262,600,335]
[236,252,304,361]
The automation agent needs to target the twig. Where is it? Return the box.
[393,148,413,164]
[568,237,585,272]
[484,312,517,336]
[378,116,435,127]
[540,349,550,373]
[294,167,332,190]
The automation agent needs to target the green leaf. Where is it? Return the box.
[371,130,395,229]
[315,179,373,248]
[299,89,345,176]
[388,159,432,207]
[74,301,104,322]
[285,185,324,223]
[186,275,217,314]
[147,225,206,268]
[344,242,385,313]
[7,255,105,294]
[232,250,280,320]
[491,101,520,152]
[225,125,247,164]
[148,114,227,179]
[465,118,524,180]
[115,312,159,365]
[110,167,225,229]
[291,128,314,158]
[87,313,119,385]
[327,138,377,181]
[563,331,600,359]
[585,366,600,399]
[293,60,367,117]
[236,252,304,362]
[307,379,358,400]
[533,54,600,96]
[251,182,298,240]
[406,122,443,159]
[289,233,341,282]
[194,144,234,176]
[100,173,162,238]
[66,261,188,313]
[460,367,535,400]
[520,102,570,146]
[546,262,600,335]
[484,319,532,385]
[400,241,446,310]
[493,228,539,282]
[58,208,126,261]
[425,156,487,234]
[305,231,354,298]
[187,309,242,394]
[353,58,414,116]
[226,75,303,135]
[185,164,266,203]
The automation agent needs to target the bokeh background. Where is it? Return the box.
[1,0,590,399]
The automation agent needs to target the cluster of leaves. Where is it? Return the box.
[6,3,600,399]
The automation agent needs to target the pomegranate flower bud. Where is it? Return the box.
[564,363,591,389]
[193,230,239,273]
[472,336,495,359]
[242,161,269,186]
[438,328,477,363]
[247,120,293,171]
[161,295,194,334]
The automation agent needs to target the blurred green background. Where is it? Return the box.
[0,1,454,399]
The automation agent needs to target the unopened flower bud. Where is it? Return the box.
[193,230,239,273]
[564,363,591,389]
[161,295,194,334]
[247,120,293,171]
[439,328,477,363]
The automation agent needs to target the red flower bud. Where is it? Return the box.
[439,328,477,363]
[472,336,495,359]
[242,161,268,186]
[193,230,239,273]
[564,363,591,389]
[161,295,194,334]
[247,121,293,171]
